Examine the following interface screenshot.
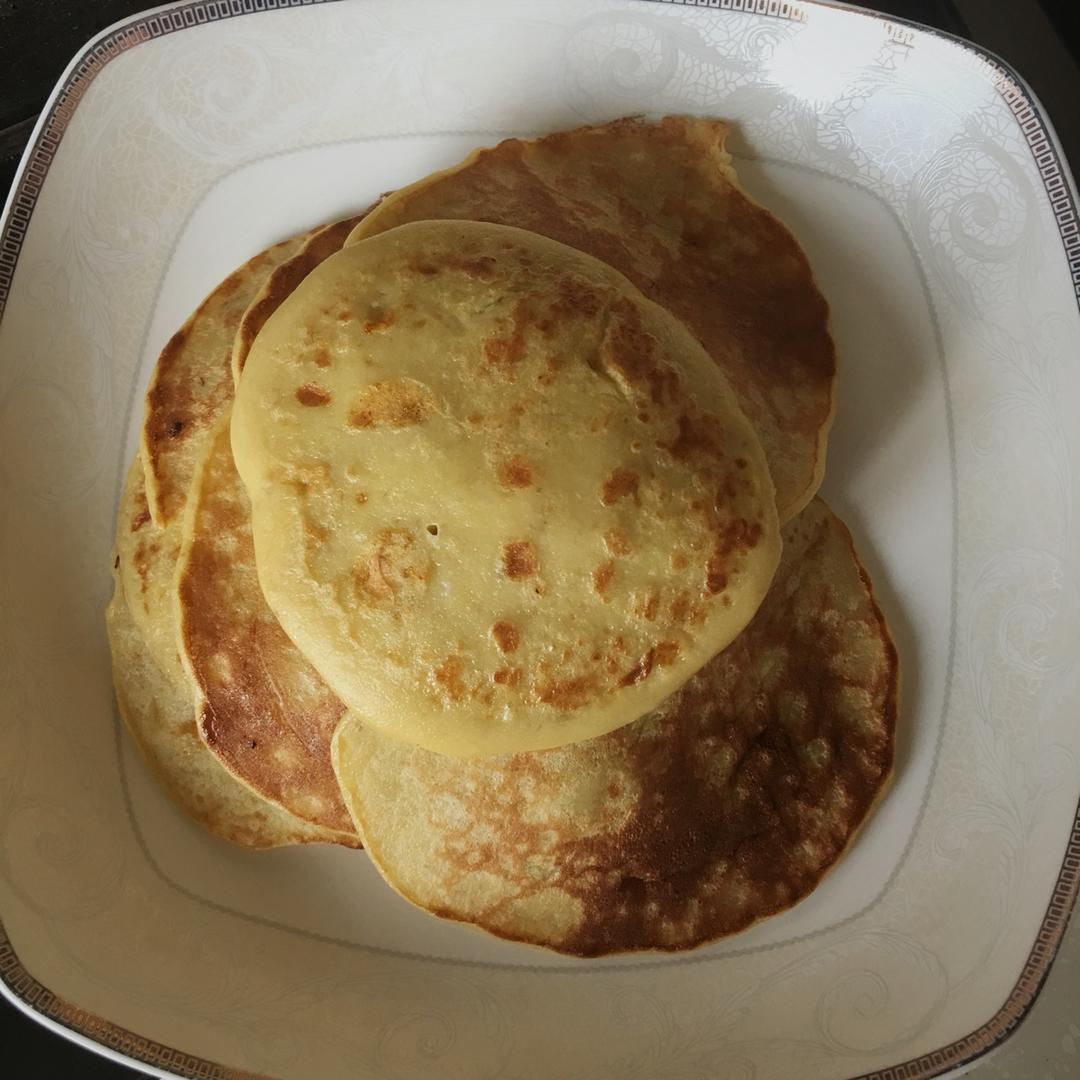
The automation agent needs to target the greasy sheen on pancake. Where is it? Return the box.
[345,115,836,523]
[108,471,327,848]
[176,418,358,842]
[232,220,781,758]
[142,230,314,526]
[332,500,897,955]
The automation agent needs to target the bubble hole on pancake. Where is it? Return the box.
[345,115,836,523]
[232,219,781,758]
[332,499,898,955]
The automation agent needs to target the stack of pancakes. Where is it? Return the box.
[108,116,897,956]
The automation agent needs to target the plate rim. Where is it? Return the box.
[0,1,1077,1078]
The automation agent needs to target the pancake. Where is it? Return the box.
[332,499,897,955]
[346,115,836,522]
[232,220,781,757]
[176,418,358,843]
[142,231,316,527]
[115,457,185,683]
[113,457,356,846]
[232,215,364,385]
[123,230,328,676]
[107,479,326,848]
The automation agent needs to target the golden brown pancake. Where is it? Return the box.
[107,470,328,848]
[232,220,781,757]
[118,225,366,844]
[332,499,897,955]
[176,418,358,843]
[142,231,316,527]
[347,116,836,522]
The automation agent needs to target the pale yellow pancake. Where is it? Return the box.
[332,500,897,955]
[232,220,780,757]
[346,116,836,522]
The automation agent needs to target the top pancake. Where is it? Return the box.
[332,499,898,955]
[346,115,835,522]
[231,220,781,757]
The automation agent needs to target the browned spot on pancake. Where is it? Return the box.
[604,527,632,556]
[451,255,497,279]
[295,383,331,406]
[593,560,615,597]
[133,536,161,591]
[166,419,184,439]
[706,518,764,595]
[662,412,719,461]
[491,621,521,654]
[312,347,332,368]
[602,298,680,404]
[130,506,151,532]
[496,455,533,489]
[493,666,522,687]
[363,311,396,333]
[634,590,660,622]
[735,457,749,469]
[655,640,680,666]
[549,277,605,320]
[348,380,434,428]
[355,491,368,505]
[412,262,438,276]
[353,528,431,606]
[620,647,658,686]
[536,673,597,710]
[502,540,538,580]
[671,592,693,623]
[484,300,529,374]
[601,467,639,506]
[434,655,467,701]
[671,551,688,571]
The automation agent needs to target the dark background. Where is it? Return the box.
[1,1,1077,1077]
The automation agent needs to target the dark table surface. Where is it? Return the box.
[1,1,1077,1077]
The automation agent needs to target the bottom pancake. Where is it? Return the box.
[332,499,897,955]
[111,457,357,846]
[107,571,326,848]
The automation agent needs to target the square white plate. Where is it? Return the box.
[1,1,1078,1077]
